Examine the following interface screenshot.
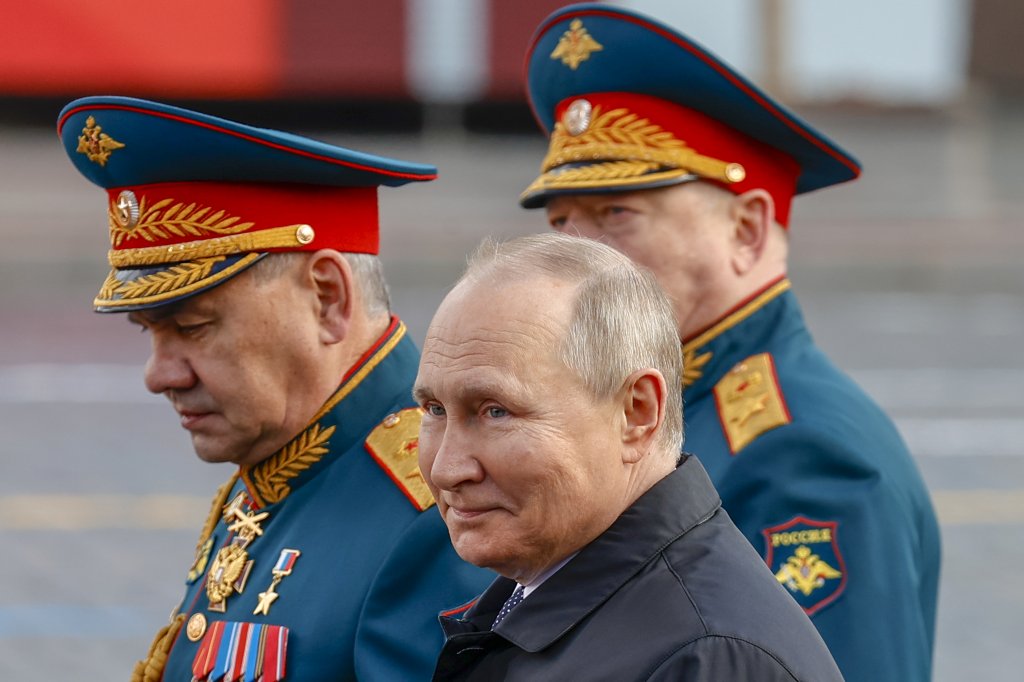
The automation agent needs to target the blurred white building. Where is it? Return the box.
[409,0,972,106]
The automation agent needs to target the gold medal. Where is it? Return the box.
[206,542,249,606]
[186,613,208,642]
[253,549,301,617]
[205,495,270,610]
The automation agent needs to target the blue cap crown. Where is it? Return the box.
[58,96,436,312]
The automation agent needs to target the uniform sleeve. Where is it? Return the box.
[353,506,493,681]
[714,422,938,682]
[646,636,818,682]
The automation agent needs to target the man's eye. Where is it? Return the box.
[425,404,446,417]
[486,406,508,418]
[548,216,568,230]
[178,322,208,336]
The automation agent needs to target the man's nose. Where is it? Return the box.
[142,336,197,394]
[425,426,486,492]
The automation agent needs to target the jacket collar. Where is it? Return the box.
[681,277,804,399]
[241,317,416,508]
[466,456,722,653]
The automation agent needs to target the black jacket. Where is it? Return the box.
[433,456,844,681]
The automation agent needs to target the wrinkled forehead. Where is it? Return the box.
[447,274,574,335]
[420,276,573,375]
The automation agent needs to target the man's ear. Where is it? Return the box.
[729,188,775,275]
[306,250,354,345]
[619,368,667,464]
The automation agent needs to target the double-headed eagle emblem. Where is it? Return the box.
[775,545,842,596]
[76,115,125,167]
[550,19,603,70]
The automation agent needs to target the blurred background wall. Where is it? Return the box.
[1,1,1022,680]
[2,0,1022,117]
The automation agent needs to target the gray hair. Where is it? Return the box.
[249,251,391,317]
[460,232,684,455]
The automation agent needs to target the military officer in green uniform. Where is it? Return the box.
[58,96,492,681]
[517,5,941,681]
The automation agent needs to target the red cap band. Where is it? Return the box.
[107,181,380,255]
[554,92,801,226]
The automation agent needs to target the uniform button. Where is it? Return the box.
[295,224,315,245]
[186,613,208,641]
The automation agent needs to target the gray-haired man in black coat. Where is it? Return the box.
[413,233,844,681]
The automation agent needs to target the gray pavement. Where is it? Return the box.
[1,103,1022,679]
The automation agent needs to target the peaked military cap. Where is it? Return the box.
[58,96,436,312]
[520,3,861,226]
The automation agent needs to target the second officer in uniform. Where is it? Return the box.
[518,6,941,681]
[58,96,492,681]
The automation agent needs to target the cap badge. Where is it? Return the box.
[563,99,593,136]
[76,116,125,167]
[550,19,603,70]
[114,190,140,230]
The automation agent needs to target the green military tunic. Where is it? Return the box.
[144,319,492,681]
[682,278,941,681]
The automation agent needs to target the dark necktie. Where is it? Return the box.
[491,585,525,629]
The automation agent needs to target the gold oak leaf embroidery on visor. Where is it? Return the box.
[97,270,123,302]
[544,160,663,185]
[113,256,226,300]
[529,106,745,194]
[542,105,686,169]
[109,196,255,248]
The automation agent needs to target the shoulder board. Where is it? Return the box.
[712,352,791,454]
[364,408,436,511]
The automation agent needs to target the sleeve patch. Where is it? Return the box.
[712,352,791,454]
[364,408,436,511]
[762,516,847,616]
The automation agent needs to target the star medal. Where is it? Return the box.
[254,549,301,616]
